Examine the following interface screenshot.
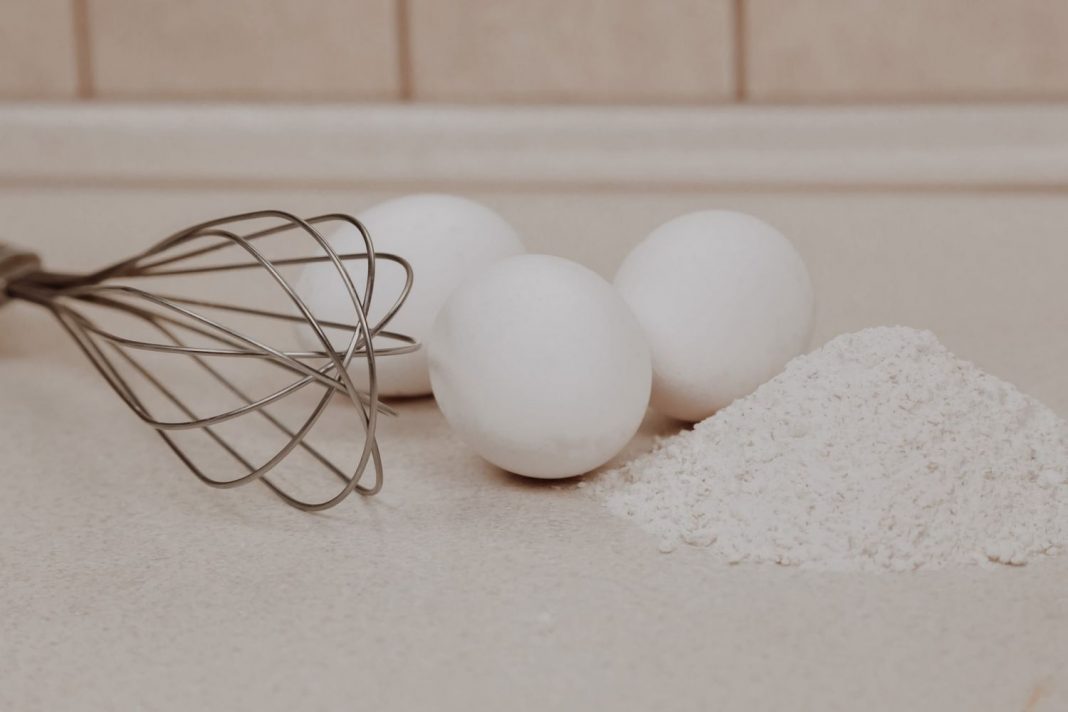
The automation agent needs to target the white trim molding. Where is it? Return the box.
[2,103,1068,190]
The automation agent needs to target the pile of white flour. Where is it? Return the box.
[594,327,1068,571]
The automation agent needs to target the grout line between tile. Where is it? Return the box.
[733,0,747,102]
[71,0,94,99]
[396,0,414,101]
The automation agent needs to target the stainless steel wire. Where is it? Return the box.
[0,210,416,511]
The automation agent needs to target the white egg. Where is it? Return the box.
[614,210,814,422]
[428,255,651,479]
[295,194,525,397]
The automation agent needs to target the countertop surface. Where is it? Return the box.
[2,187,1066,711]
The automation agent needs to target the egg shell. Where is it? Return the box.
[613,210,814,422]
[294,194,525,396]
[428,254,652,479]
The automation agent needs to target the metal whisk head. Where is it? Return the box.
[0,210,416,511]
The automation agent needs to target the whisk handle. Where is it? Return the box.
[0,244,42,307]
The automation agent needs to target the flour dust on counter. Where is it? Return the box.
[592,327,1068,572]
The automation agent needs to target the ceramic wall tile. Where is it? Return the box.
[0,0,78,98]
[408,0,735,102]
[745,0,1068,101]
[89,0,400,100]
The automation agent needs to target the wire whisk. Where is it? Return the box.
[0,210,416,511]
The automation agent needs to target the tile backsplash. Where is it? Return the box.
[407,0,734,103]
[89,0,400,100]
[4,0,1068,103]
[744,0,1068,102]
[0,0,79,98]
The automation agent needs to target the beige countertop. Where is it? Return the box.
[2,186,1067,711]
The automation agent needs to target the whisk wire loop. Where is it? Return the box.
[1,210,415,511]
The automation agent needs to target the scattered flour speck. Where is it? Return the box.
[591,327,1068,571]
